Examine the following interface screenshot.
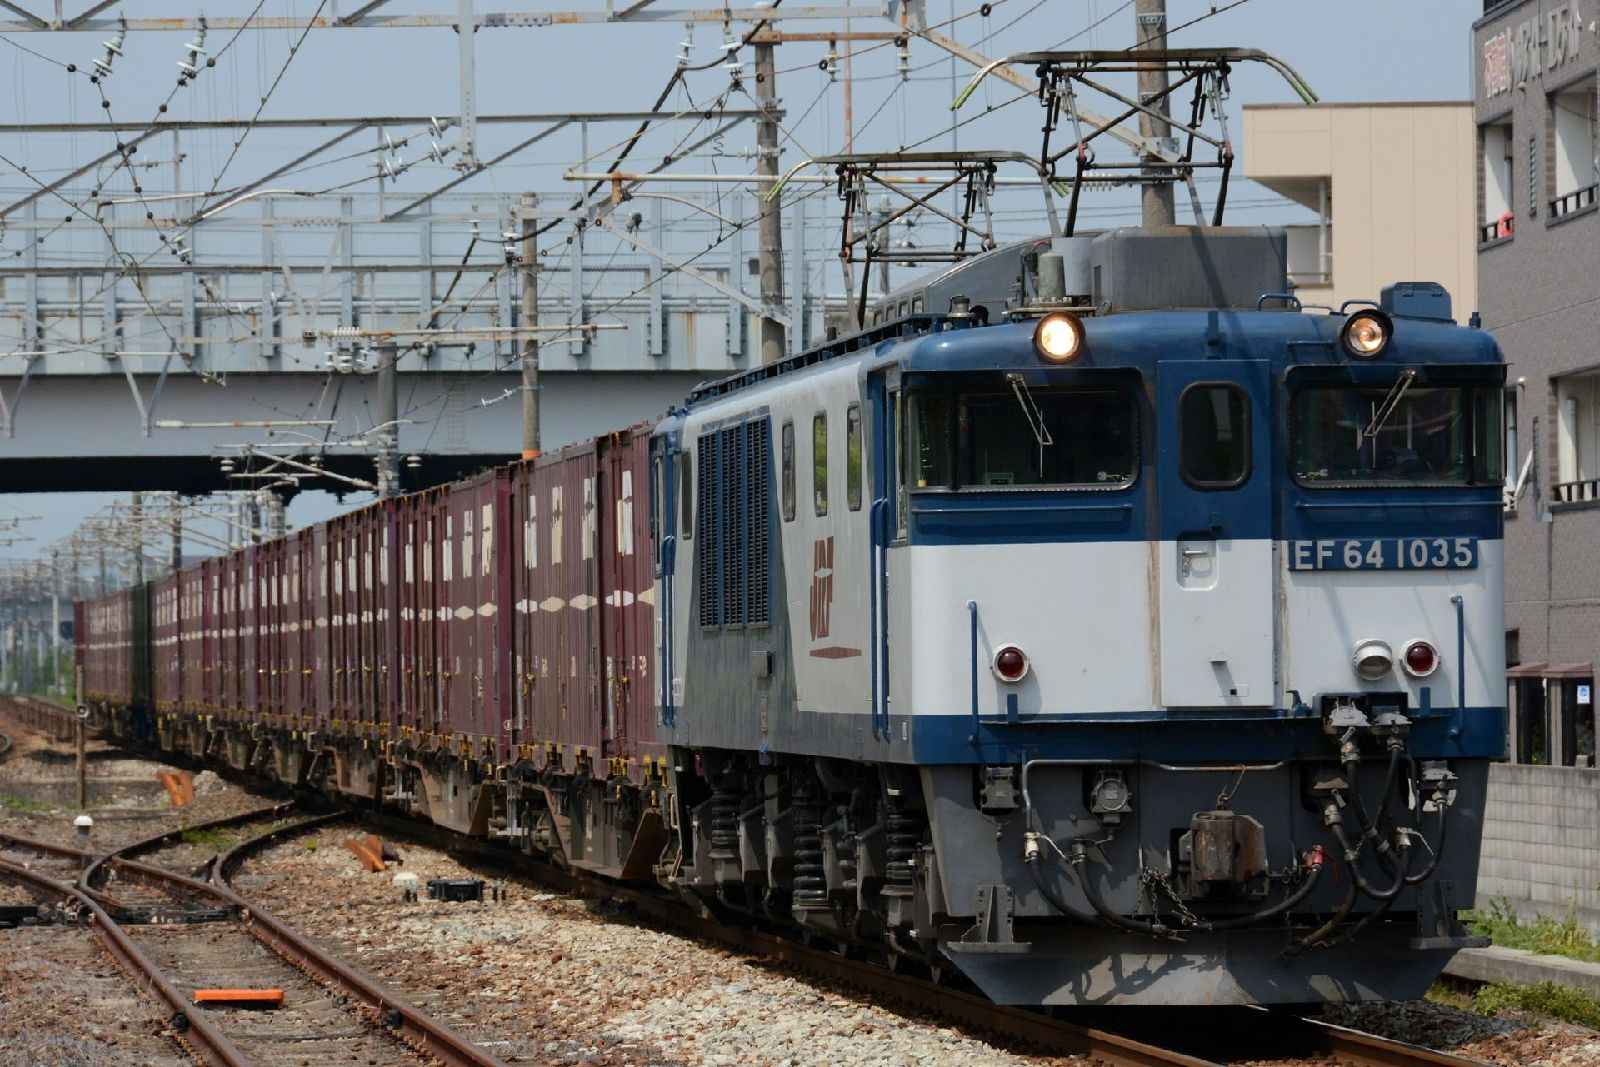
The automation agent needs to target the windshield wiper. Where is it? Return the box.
[1361,369,1417,441]
[1005,372,1054,449]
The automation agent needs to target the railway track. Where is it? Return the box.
[0,818,512,1067]
[0,703,1503,1066]
[326,811,1494,1067]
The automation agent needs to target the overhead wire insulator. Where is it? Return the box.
[897,37,910,80]
[676,24,693,68]
[720,24,743,79]
[822,42,840,82]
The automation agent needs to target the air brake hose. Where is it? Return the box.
[1027,834,1329,936]
[1316,812,1448,951]
[1022,834,1097,924]
[1197,846,1328,932]
[1343,743,1404,869]
[1328,815,1410,901]
[1285,877,1360,956]
[1068,847,1180,939]
[1402,805,1450,887]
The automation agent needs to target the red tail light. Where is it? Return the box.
[1403,640,1438,677]
[992,645,1029,683]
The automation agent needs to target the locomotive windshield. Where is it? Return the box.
[1291,383,1503,487]
[907,387,1137,489]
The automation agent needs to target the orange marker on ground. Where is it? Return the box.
[193,989,284,1008]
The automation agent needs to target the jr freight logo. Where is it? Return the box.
[809,536,833,640]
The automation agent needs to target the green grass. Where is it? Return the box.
[1464,898,1600,964]
[0,792,53,813]
[1472,981,1600,1029]
[178,826,234,850]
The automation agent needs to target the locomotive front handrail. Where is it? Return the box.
[967,600,979,743]
[1293,500,1494,510]
[1452,594,1466,709]
[911,502,1133,516]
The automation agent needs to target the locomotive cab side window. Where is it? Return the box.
[813,412,829,516]
[1179,383,1251,489]
[905,386,1136,490]
[781,420,796,522]
[679,452,693,538]
[846,404,863,511]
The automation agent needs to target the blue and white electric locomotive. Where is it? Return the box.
[650,224,1504,1006]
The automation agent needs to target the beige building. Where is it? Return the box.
[1242,102,1478,315]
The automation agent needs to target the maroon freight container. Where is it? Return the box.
[599,425,665,782]
[153,573,181,713]
[508,460,536,752]
[82,590,131,704]
[441,470,514,761]
[415,488,448,740]
[298,526,329,731]
[395,495,420,736]
[178,564,205,713]
[327,512,359,731]
[257,540,285,724]
[202,558,221,713]
[217,553,240,722]
[276,534,299,725]
[522,444,602,768]
[376,500,401,742]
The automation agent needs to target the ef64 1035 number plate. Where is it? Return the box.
[1288,537,1478,571]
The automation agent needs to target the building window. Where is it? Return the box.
[1554,372,1600,502]
[813,412,829,516]
[1550,78,1598,219]
[1480,120,1514,240]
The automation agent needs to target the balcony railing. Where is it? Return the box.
[1553,478,1600,503]
[1550,184,1598,220]
[1480,213,1514,243]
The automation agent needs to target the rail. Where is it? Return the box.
[1,824,511,1067]
[352,811,1496,1067]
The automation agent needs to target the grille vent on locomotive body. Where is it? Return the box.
[867,225,1290,325]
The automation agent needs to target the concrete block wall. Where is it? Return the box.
[1477,761,1600,932]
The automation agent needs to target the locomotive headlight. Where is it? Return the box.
[992,644,1030,683]
[1340,309,1392,359]
[1352,639,1394,681]
[1033,312,1084,363]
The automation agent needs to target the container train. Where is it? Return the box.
[78,225,1506,1007]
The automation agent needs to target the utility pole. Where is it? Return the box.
[754,39,787,364]
[265,492,287,539]
[169,496,182,572]
[519,192,541,459]
[50,549,60,696]
[131,491,144,584]
[1134,0,1175,227]
[375,342,400,497]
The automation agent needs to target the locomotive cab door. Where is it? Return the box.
[866,366,900,741]
[1155,360,1274,708]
